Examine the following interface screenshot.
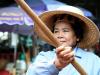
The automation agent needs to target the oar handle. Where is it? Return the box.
[15,0,87,75]
[71,60,87,75]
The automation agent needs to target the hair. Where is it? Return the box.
[52,14,85,42]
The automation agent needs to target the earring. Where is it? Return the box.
[77,39,79,42]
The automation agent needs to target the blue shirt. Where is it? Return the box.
[26,47,100,75]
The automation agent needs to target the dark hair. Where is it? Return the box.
[52,14,85,42]
[68,15,85,42]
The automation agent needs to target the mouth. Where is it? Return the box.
[59,41,66,42]
[59,41,72,47]
[59,41,66,44]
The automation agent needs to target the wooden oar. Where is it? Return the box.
[15,0,87,75]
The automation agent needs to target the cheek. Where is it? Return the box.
[53,34,58,38]
[65,33,75,39]
[65,33,77,44]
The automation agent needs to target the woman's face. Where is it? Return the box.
[53,22,78,47]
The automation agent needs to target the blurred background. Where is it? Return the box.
[0,0,100,75]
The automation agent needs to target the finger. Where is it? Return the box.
[59,48,72,56]
[58,47,72,57]
[56,45,64,54]
[59,56,74,64]
[64,47,72,52]
[60,51,74,61]
[63,51,74,58]
[69,57,75,62]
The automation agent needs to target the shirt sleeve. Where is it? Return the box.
[26,51,59,75]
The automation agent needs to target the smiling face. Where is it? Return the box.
[53,21,78,47]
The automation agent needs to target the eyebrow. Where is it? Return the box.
[63,28,70,30]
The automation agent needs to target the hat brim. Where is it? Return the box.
[35,10,99,49]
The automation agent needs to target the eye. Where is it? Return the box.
[54,30,59,33]
[63,29,69,32]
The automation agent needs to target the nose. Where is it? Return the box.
[57,36,63,39]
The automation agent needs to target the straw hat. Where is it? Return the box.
[34,6,99,49]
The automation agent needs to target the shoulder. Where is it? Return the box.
[78,48,100,62]
[76,48,100,71]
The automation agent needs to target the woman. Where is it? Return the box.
[26,6,100,75]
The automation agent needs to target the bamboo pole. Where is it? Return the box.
[15,0,87,75]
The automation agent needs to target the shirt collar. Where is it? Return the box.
[74,47,84,59]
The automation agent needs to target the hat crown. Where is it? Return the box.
[56,6,84,16]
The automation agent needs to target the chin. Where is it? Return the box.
[60,43,69,47]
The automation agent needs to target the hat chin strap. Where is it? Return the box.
[15,0,87,75]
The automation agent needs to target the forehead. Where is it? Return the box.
[54,21,72,28]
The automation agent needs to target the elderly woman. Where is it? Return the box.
[26,6,100,75]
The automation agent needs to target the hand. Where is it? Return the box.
[54,46,74,70]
